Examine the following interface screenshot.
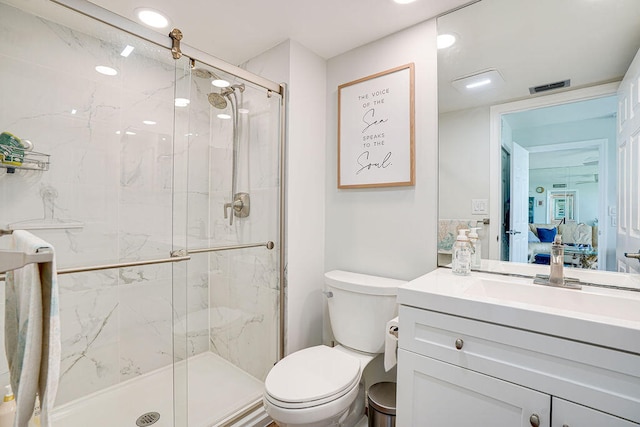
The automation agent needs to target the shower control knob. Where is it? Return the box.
[455,338,464,350]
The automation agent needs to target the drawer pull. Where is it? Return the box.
[455,338,464,350]
[529,414,540,427]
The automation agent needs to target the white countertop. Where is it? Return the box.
[398,268,640,355]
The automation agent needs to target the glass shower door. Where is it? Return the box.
[0,1,193,426]
[180,61,282,425]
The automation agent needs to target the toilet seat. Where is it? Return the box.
[264,345,361,409]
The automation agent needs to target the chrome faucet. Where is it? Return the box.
[549,234,564,285]
[534,234,582,290]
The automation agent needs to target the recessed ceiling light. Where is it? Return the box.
[70,109,77,115]
[212,79,230,88]
[135,8,170,28]
[120,45,135,57]
[437,34,456,49]
[125,131,136,135]
[95,65,118,76]
[217,114,231,120]
[393,0,417,4]
[174,98,190,107]
[115,131,121,135]
[143,120,156,125]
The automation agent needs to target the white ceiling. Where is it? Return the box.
[8,0,640,131]
[14,0,640,117]
[87,0,472,65]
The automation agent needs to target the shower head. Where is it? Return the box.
[220,84,245,97]
[208,83,246,109]
[208,92,228,109]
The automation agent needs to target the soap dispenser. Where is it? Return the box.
[469,227,482,270]
[452,229,472,276]
[0,385,16,427]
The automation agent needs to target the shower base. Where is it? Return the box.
[52,352,264,427]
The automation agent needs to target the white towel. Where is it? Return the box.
[5,230,60,427]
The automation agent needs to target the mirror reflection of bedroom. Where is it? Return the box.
[501,95,615,271]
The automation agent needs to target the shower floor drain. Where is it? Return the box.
[136,412,160,426]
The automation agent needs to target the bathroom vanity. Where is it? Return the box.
[396,268,640,426]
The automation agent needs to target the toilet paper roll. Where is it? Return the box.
[384,317,399,372]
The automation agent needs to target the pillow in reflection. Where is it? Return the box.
[537,227,557,243]
[528,230,541,243]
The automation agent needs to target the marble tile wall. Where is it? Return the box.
[0,1,281,407]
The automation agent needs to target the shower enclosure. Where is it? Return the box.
[0,0,284,425]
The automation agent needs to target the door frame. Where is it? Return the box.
[508,142,530,263]
[489,82,619,261]
[529,138,608,267]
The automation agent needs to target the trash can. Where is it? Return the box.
[367,382,396,427]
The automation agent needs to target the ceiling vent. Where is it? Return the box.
[529,79,571,95]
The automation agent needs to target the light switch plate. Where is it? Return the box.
[472,199,488,215]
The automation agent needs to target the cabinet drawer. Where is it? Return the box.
[397,349,550,427]
[399,305,640,423]
[552,398,639,426]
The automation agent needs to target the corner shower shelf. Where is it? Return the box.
[5,220,85,231]
[0,145,50,172]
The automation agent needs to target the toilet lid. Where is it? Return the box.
[265,345,361,405]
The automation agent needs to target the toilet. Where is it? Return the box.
[263,270,404,427]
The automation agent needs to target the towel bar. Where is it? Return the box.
[0,250,53,274]
[0,240,274,280]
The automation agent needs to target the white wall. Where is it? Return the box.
[439,107,491,219]
[243,40,327,355]
[439,107,491,253]
[325,21,439,281]
[245,19,441,356]
[246,21,440,355]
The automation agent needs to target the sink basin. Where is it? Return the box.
[464,277,640,323]
[398,268,640,355]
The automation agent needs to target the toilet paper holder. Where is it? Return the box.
[389,325,398,338]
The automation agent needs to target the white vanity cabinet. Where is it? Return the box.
[396,269,640,427]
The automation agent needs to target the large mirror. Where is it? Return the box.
[437,0,640,275]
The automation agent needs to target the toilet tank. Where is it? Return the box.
[325,270,405,354]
